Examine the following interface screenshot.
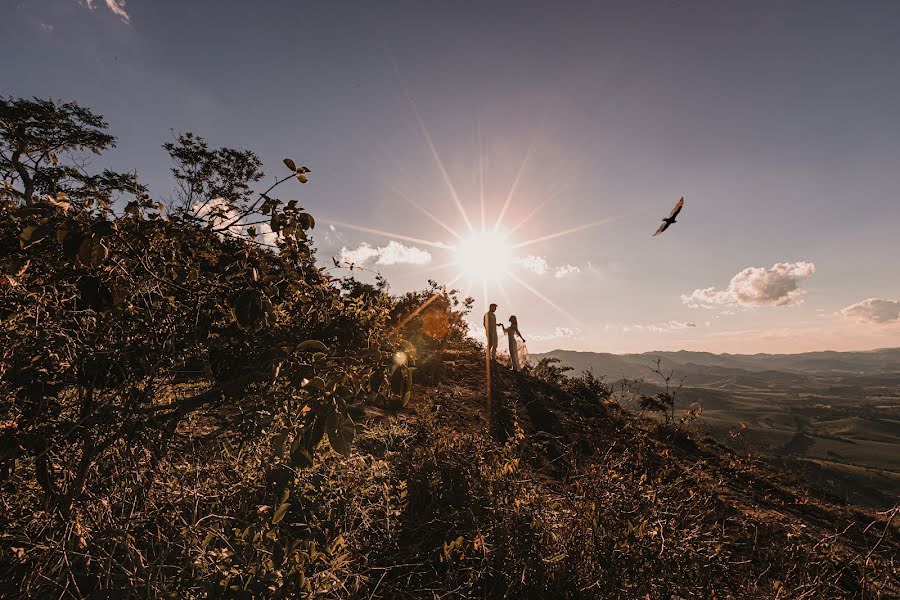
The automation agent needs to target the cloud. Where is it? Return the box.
[682,261,815,308]
[554,264,581,279]
[40,23,54,32]
[512,257,583,279]
[634,320,697,333]
[530,326,584,342]
[82,0,130,23]
[340,241,431,267]
[839,298,900,324]
[195,197,278,245]
[514,255,549,275]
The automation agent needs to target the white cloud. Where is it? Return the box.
[340,241,431,267]
[514,255,549,275]
[839,298,900,324]
[195,197,278,245]
[634,320,697,333]
[82,0,130,23]
[554,264,581,279]
[530,326,584,342]
[682,261,815,309]
[40,23,54,32]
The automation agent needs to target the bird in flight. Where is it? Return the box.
[652,197,685,236]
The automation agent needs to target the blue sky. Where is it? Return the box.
[4,0,900,353]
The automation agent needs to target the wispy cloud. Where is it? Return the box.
[682,261,815,309]
[82,0,130,24]
[530,326,584,342]
[634,320,697,333]
[40,23,54,32]
[340,241,432,267]
[839,298,900,324]
[554,264,580,279]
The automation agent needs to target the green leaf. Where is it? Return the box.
[272,502,290,524]
[283,158,297,171]
[296,339,328,353]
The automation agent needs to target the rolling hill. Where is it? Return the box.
[531,348,900,507]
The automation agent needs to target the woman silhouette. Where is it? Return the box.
[502,315,527,372]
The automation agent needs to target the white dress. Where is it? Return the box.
[507,326,524,371]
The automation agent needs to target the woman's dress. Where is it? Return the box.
[507,327,521,371]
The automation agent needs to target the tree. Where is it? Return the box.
[0,96,143,207]
[164,132,314,249]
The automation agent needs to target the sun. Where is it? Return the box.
[321,103,616,320]
[452,229,513,284]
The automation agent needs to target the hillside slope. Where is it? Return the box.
[8,344,897,598]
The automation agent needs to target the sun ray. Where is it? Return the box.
[507,176,578,236]
[512,216,621,250]
[324,219,452,250]
[508,272,580,324]
[477,123,486,231]
[388,185,464,241]
[410,101,475,232]
[493,135,539,231]
[495,279,512,307]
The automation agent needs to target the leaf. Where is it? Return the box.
[272,502,290,524]
[47,195,70,212]
[19,225,45,247]
[296,339,328,353]
[298,212,315,229]
[327,414,355,457]
[232,289,266,329]
[389,365,412,406]
[77,235,109,268]
[296,173,308,184]
[124,201,140,216]
[283,158,297,171]
[290,446,313,469]
[272,431,289,456]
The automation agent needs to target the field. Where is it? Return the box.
[532,348,900,506]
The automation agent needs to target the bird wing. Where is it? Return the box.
[653,221,669,236]
[668,197,684,219]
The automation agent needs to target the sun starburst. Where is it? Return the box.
[322,110,617,324]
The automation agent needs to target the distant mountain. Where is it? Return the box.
[530,347,900,381]
[530,347,900,507]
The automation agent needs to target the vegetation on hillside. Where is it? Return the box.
[1,97,897,598]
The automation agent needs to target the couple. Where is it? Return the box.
[483,303,527,372]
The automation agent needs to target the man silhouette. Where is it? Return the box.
[483,303,500,360]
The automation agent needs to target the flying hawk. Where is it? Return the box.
[653,197,684,236]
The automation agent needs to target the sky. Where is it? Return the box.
[4,0,900,354]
